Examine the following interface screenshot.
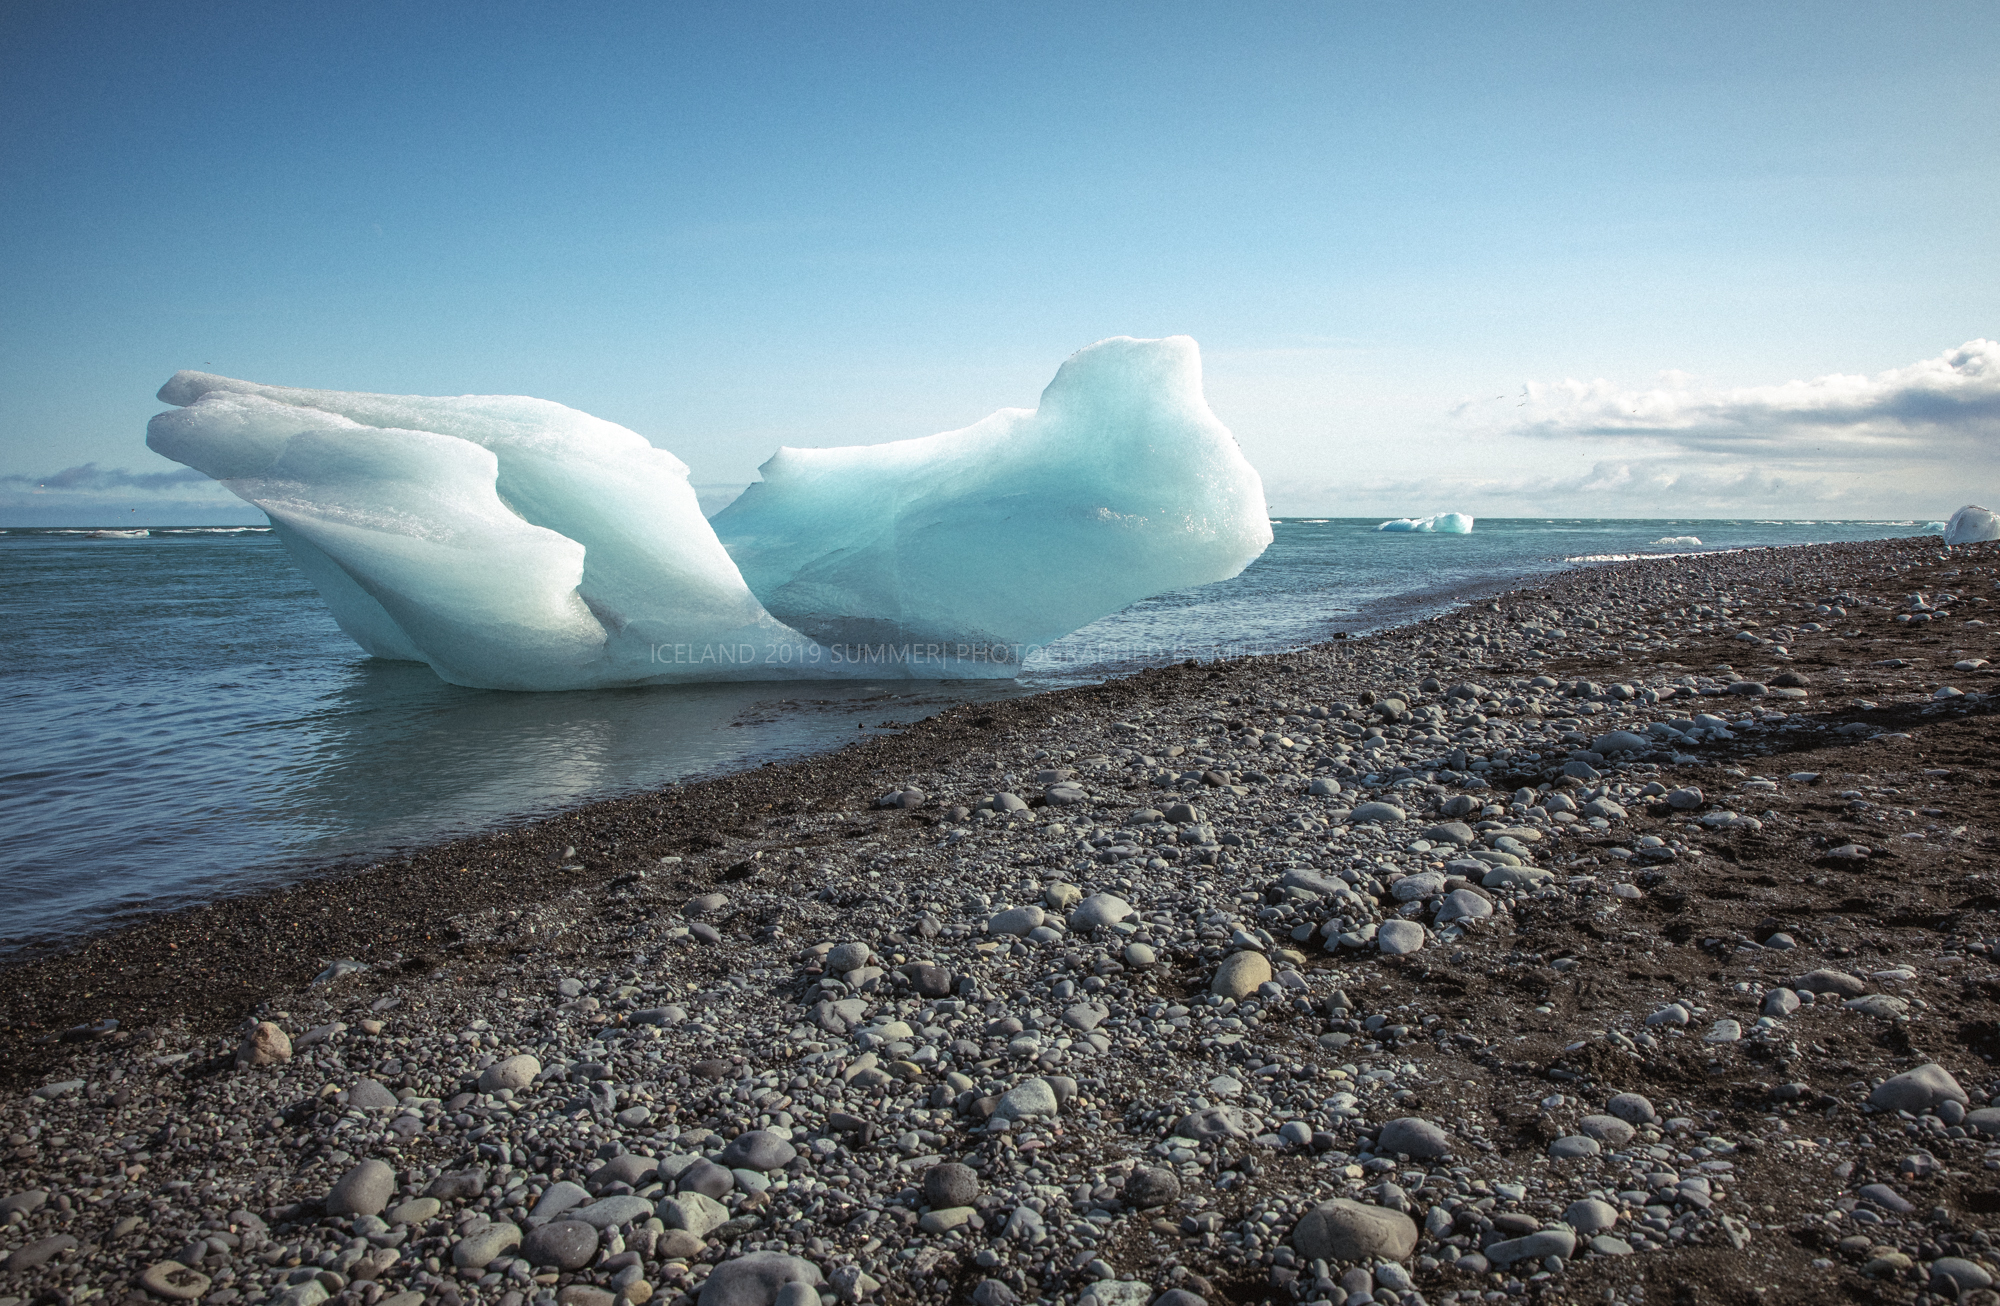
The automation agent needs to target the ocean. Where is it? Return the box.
[0,516,1943,954]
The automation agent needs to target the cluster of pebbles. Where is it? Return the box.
[12,536,2000,1306]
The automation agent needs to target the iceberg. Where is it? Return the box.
[1376,512,1473,534]
[1651,535,1702,546]
[146,336,1269,690]
[1945,505,2000,546]
[711,337,1270,656]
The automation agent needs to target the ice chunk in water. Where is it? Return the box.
[1376,512,1473,534]
[148,376,799,689]
[710,336,1270,655]
[147,337,1268,689]
[1945,505,2000,545]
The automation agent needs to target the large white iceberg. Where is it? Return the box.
[1376,512,1473,534]
[712,337,1271,654]
[146,336,1270,690]
[1945,505,2000,546]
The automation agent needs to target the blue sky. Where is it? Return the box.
[2,0,1995,524]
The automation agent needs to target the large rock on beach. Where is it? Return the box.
[1292,1199,1418,1262]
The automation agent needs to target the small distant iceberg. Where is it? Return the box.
[1652,535,1701,546]
[1376,512,1473,534]
[85,528,150,539]
[1945,505,2000,545]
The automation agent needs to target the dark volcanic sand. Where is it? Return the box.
[7,534,2000,1306]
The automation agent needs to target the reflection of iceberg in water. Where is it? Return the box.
[273,662,1024,864]
[1376,513,1473,534]
[147,337,1270,690]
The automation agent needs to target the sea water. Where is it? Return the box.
[0,517,1940,952]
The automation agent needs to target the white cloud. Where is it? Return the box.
[1469,338,2000,456]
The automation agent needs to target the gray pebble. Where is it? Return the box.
[478,1053,540,1093]
[1376,919,1426,955]
[1376,1117,1451,1159]
[1563,1199,1618,1234]
[529,1180,591,1221]
[1485,1227,1576,1265]
[1606,1092,1657,1124]
[698,1250,824,1306]
[923,1162,980,1209]
[450,1221,522,1269]
[1869,1064,1967,1113]
[521,1219,598,1269]
[1291,1198,1418,1262]
[678,1158,736,1198]
[1125,1166,1182,1208]
[719,1129,798,1171]
[987,905,1045,936]
[326,1158,396,1217]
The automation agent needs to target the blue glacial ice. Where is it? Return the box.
[1376,512,1473,534]
[1945,505,2000,546]
[146,336,1270,690]
[712,336,1270,655]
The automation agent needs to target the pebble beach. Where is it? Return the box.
[9,534,2000,1306]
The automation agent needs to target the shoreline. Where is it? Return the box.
[8,533,2000,1306]
[0,546,1567,969]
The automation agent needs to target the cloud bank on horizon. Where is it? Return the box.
[1492,338,2000,450]
[1274,339,2000,520]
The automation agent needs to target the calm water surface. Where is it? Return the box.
[0,517,1939,952]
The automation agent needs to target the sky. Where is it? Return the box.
[1,1,1995,525]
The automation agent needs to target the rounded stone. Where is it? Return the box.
[326,1158,397,1217]
[1436,889,1492,923]
[988,906,1045,936]
[1605,1092,1657,1125]
[1563,1199,1619,1235]
[1211,950,1272,999]
[1932,1257,1994,1292]
[1125,1166,1182,1209]
[825,942,872,973]
[1174,1105,1252,1142]
[523,1220,599,1270]
[676,1159,736,1199]
[718,1129,798,1172]
[1966,1107,2000,1136]
[659,1191,730,1237]
[478,1053,541,1093]
[1376,919,1427,955]
[923,1162,980,1209]
[451,1221,523,1269]
[1349,802,1407,825]
[1870,1063,1968,1113]
[1486,1228,1577,1266]
[659,1229,706,1259]
[1791,968,1867,998]
[1376,1117,1451,1159]
[1548,1135,1601,1160]
[140,1261,211,1301]
[1067,893,1132,930]
[237,1020,292,1066]
[995,1077,1060,1121]
[697,1251,824,1306]
[1577,1115,1634,1145]
[386,1197,441,1226]
[1291,1199,1419,1263]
